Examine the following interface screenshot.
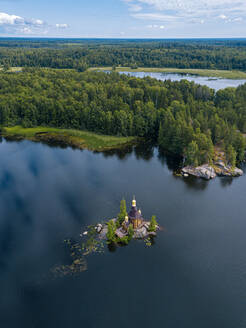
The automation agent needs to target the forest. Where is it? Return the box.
[0,39,246,71]
[0,68,245,167]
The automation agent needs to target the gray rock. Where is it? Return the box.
[215,164,243,177]
[134,226,148,239]
[98,225,108,239]
[214,160,227,169]
[182,165,216,180]
[95,224,103,233]
[233,167,243,176]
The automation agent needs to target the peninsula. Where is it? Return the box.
[1,126,137,152]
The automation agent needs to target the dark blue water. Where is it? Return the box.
[0,138,245,328]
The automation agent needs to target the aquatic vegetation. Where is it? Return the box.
[51,240,87,278]
[51,199,160,278]
[81,225,105,255]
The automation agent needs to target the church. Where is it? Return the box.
[123,197,144,230]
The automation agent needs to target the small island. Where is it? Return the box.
[92,197,159,246]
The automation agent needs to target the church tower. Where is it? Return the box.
[128,196,144,229]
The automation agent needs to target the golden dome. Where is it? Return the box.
[132,196,136,207]
[125,216,129,222]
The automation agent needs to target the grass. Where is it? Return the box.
[89,67,246,79]
[0,67,23,72]
[2,126,137,151]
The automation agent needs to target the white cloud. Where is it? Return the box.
[129,4,142,12]
[0,13,24,25]
[124,0,246,25]
[131,0,245,12]
[132,13,177,21]
[21,27,32,34]
[34,19,44,25]
[0,12,68,35]
[147,24,165,29]
[56,23,69,29]
[219,14,227,20]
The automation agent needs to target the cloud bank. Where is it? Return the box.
[123,0,245,26]
[0,12,69,35]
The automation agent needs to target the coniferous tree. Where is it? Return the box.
[117,199,127,226]
[148,216,157,232]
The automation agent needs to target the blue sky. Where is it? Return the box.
[0,0,245,38]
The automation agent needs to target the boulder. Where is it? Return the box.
[182,162,243,180]
[98,225,108,239]
[95,224,103,233]
[214,163,243,177]
[134,226,149,239]
[232,167,243,176]
[182,165,216,180]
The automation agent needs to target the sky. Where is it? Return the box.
[0,0,245,38]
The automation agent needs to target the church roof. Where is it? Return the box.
[128,206,143,220]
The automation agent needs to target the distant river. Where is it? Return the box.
[0,138,246,328]
[119,71,246,91]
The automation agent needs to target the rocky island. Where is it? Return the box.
[181,160,243,180]
[82,197,159,248]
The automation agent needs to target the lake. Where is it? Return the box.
[0,138,245,328]
[119,71,246,91]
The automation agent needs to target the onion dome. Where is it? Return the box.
[128,197,143,220]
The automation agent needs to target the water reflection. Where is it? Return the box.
[120,71,246,91]
[0,138,246,328]
[182,175,209,191]
[158,148,183,171]
[219,177,234,188]
[102,141,155,161]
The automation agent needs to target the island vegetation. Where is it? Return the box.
[93,198,159,247]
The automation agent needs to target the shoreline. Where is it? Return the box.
[89,67,246,80]
[1,126,138,152]
[3,66,246,80]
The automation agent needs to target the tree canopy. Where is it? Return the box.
[0,68,246,165]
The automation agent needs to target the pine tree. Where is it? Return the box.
[127,224,134,242]
[148,216,157,232]
[117,199,127,226]
[185,141,199,166]
[226,145,237,168]
[106,220,117,244]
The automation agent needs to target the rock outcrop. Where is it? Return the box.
[181,161,243,180]
[181,165,216,180]
[213,161,243,177]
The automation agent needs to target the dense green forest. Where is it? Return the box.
[0,39,246,71]
[0,68,245,166]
